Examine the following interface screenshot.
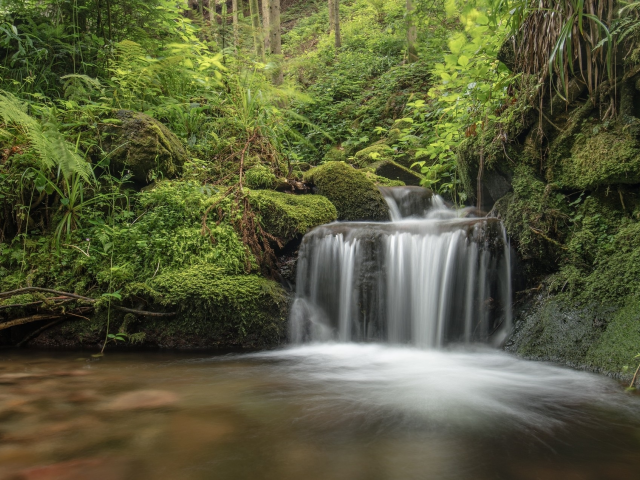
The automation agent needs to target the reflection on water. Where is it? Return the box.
[1,345,639,480]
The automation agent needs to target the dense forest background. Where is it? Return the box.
[1,0,640,373]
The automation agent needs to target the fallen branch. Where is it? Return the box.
[0,314,63,331]
[0,287,176,317]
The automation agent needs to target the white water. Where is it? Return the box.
[252,344,633,432]
[290,187,512,347]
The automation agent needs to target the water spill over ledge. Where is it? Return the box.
[290,186,512,347]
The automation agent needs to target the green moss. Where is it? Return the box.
[248,190,337,242]
[353,143,394,167]
[245,165,277,189]
[107,110,188,184]
[551,123,640,189]
[36,267,288,348]
[493,165,569,273]
[146,265,288,346]
[304,161,390,221]
[586,296,640,374]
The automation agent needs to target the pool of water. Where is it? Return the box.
[1,344,639,480]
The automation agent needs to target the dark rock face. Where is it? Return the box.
[107,110,188,183]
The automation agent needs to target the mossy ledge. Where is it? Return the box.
[31,266,288,349]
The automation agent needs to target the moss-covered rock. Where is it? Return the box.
[550,123,640,189]
[149,265,288,347]
[249,190,337,242]
[492,165,569,275]
[507,294,605,368]
[33,266,289,349]
[586,296,640,374]
[353,143,394,167]
[107,110,188,183]
[304,162,390,221]
[366,159,423,186]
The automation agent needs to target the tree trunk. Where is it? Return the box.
[328,0,335,32]
[406,0,418,63]
[262,0,271,52]
[270,0,282,84]
[232,0,239,46]
[334,0,341,48]
[249,0,264,59]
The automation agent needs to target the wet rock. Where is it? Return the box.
[102,390,179,411]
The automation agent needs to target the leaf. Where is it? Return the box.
[458,55,470,67]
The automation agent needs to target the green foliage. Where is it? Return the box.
[304,161,389,221]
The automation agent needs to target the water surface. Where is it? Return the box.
[1,345,639,479]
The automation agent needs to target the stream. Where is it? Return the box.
[1,346,640,480]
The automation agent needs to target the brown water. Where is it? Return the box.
[1,344,640,480]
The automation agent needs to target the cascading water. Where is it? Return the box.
[289,186,512,347]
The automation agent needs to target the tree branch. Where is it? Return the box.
[0,287,176,317]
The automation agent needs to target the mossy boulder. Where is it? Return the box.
[249,190,337,242]
[366,159,423,186]
[107,110,188,183]
[304,162,390,221]
[550,123,640,189]
[354,143,394,167]
[148,265,288,347]
[33,266,289,349]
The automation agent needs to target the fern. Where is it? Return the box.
[0,90,92,182]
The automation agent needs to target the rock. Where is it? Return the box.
[549,123,640,189]
[367,159,424,186]
[248,190,337,243]
[353,143,394,167]
[304,162,390,221]
[102,389,179,411]
[106,110,187,184]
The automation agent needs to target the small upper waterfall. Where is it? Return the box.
[289,186,512,348]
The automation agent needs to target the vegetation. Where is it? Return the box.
[0,0,639,377]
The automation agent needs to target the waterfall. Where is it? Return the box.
[289,187,512,348]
